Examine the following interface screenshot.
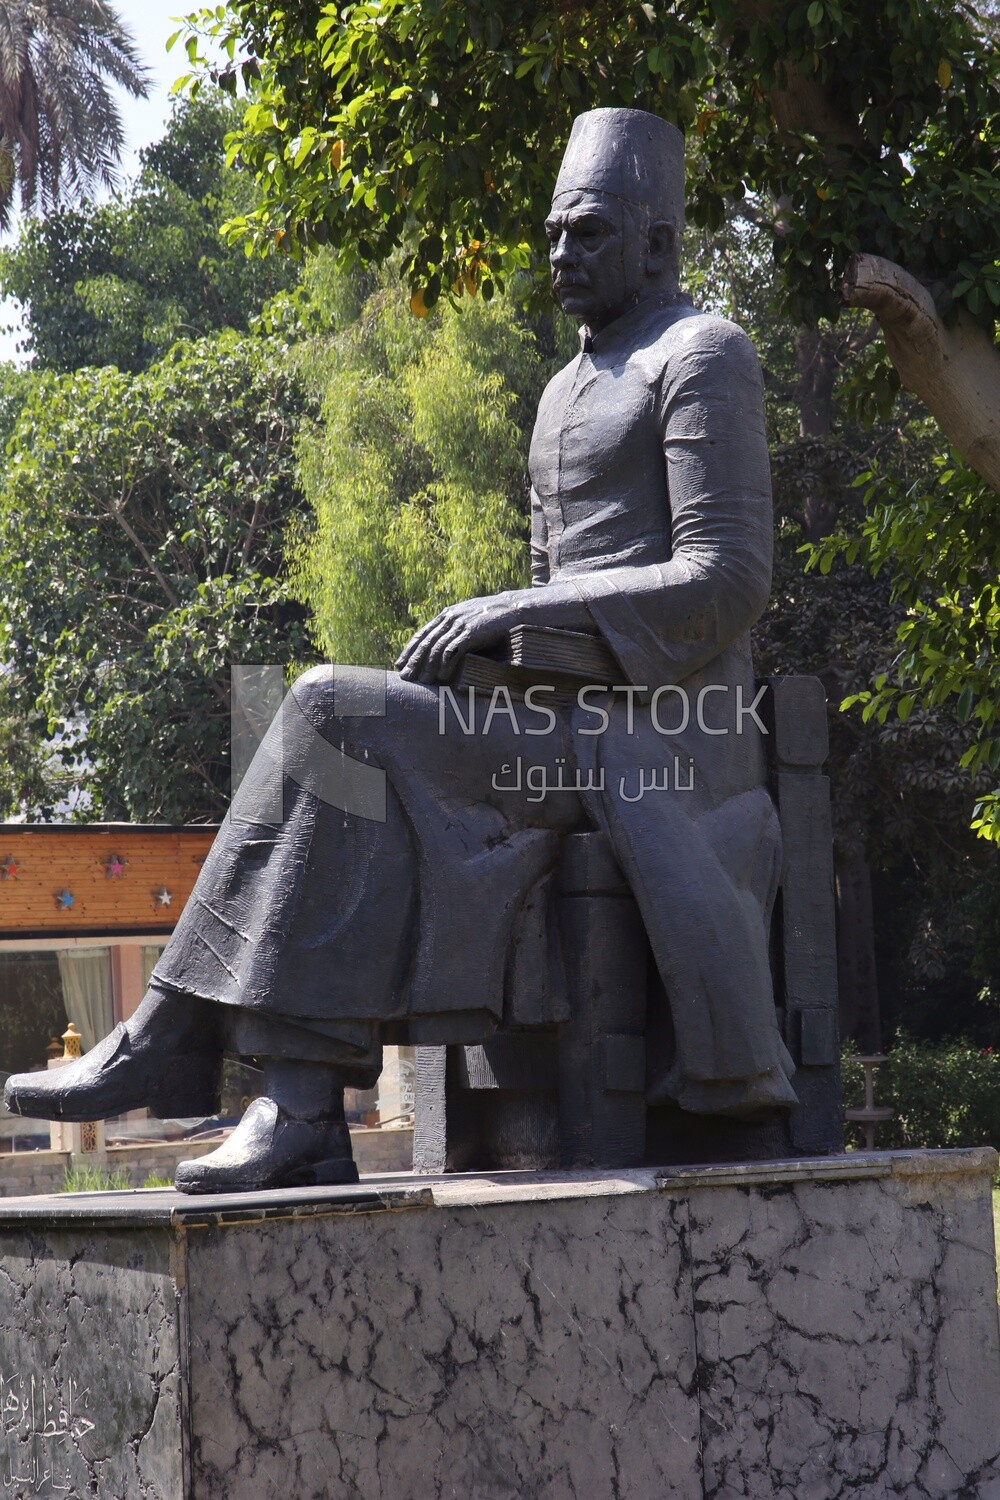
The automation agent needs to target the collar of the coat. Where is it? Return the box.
[579,291,693,355]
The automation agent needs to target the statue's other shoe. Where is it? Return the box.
[173,1098,359,1194]
[3,1024,220,1123]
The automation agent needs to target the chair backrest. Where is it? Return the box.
[763,675,841,1154]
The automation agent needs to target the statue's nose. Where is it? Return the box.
[550,231,577,268]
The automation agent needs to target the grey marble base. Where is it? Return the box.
[0,1150,997,1498]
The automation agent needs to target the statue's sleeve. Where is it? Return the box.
[567,318,772,693]
[530,486,550,585]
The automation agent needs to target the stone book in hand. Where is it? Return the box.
[455,625,619,699]
[507,625,619,682]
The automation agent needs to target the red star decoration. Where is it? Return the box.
[0,855,18,881]
[105,854,128,879]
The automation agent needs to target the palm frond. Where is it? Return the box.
[0,0,149,218]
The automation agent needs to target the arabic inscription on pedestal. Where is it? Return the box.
[0,1369,95,1495]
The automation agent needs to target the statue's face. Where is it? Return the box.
[545,189,647,332]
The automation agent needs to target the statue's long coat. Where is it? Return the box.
[154,297,796,1113]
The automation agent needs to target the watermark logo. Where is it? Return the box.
[491,756,696,801]
[230,665,389,825]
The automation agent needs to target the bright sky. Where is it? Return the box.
[0,1,209,360]
[116,1,197,176]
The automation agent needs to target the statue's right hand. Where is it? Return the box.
[395,594,522,684]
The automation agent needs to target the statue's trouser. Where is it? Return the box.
[149,665,793,1113]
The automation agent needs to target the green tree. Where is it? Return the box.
[813,451,1000,841]
[0,94,299,372]
[0,0,149,226]
[291,261,570,664]
[0,332,311,822]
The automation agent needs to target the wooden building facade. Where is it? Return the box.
[0,825,217,1144]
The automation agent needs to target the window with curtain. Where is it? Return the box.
[0,951,67,1079]
[56,947,114,1054]
[140,946,165,992]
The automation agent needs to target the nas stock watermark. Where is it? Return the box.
[230,667,770,823]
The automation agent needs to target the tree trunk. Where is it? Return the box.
[794,327,841,542]
[843,253,1000,492]
[795,326,837,438]
[786,322,882,1039]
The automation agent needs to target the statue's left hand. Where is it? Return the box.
[396,593,523,683]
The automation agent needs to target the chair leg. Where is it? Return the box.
[557,890,647,1169]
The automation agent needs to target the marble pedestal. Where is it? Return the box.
[0,1150,997,1499]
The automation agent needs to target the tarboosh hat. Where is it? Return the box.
[553,108,685,234]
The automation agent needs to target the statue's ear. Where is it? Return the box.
[646,219,675,277]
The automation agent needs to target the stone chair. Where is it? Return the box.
[412,676,842,1172]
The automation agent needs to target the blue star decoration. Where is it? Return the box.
[56,889,75,910]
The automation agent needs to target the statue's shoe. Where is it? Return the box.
[3,1024,220,1122]
[173,1098,359,1194]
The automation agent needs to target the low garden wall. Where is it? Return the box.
[0,1125,413,1195]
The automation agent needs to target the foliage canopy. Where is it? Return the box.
[814,456,1000,840]
[291,264,569,665]
[178,0,1000,332]
[0,332,310,821]
[0,95,298,372]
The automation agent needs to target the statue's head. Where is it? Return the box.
[546,108,684,332]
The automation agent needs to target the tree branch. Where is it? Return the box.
[108,495,181,609]
[843,253,1000,493]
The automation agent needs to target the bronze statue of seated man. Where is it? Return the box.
[5,108,795,1192]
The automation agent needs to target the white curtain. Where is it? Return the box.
[57,948,114,1053]
[141,946,165,991]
